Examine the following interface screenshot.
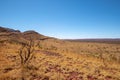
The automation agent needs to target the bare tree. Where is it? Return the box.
[18,38,35,80]
[19,39,34,65]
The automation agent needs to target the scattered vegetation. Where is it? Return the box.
[0,27,120,80]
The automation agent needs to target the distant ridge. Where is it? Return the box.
[0,26,20,33]
[65,38,120,44]
[0,26,50,44]
[0,26,120,44]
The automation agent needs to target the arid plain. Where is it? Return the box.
[0,27,120,80]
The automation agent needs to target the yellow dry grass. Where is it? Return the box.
[0,41,120,80]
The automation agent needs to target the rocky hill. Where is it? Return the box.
[0,26,20,32]
[0,26,50,44]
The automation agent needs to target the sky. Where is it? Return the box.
[0,0,120,39]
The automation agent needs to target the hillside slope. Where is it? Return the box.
[0,26,120,80]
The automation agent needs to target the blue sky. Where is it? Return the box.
[0,0,120,39]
